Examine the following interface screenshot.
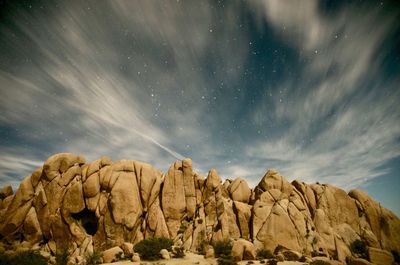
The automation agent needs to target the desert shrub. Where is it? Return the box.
[350,239,367,258]
[116,251,124,261]
[310,260,330,265]
[217,253,237,265]
[85,250,102,265]
[273,245,286,255]
[56,248,69,265]
[197,239,208,255]
[392,250,400,263]
[267,259,278,265]
[173,246,185,258]
[256,249,274,260]
[196,230,208,255]
[212,240,232,258]
[0,250,47,265]
[134,237,173,261]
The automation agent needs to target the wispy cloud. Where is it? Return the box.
[0,0,249,185]
[246,0,400,188]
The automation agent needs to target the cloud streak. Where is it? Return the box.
[245,0,400,189]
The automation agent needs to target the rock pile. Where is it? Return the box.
[0,153,399,264]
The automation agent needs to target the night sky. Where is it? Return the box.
[0,1,399,215]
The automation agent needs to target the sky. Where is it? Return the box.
[0,0,399,215]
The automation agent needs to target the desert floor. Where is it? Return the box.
[102,252,306,265]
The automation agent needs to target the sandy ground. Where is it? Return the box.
[102,252,307,265]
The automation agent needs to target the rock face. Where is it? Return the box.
[0,153,399,264]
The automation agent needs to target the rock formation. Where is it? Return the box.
[0,153,399,264]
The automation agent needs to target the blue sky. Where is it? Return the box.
[0,0,399,215]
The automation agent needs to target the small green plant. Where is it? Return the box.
[56,248,69,265]
[267,259,278,265]
[198,240,208,255]
[310,260,330,265]
[256,249,274,260]
[212,240,232,258]
[217,253,237,265]
[85,250,102,265]
[134,237,173,260]
[350,239,367,259]
[0,250,47,265]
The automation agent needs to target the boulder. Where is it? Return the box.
[0,185,13,199]
[182,158,197,218]
[312,257,343,265]
[43,153,85,181]
[231,239,256,261]
[110,169,142,229]
[121,242,134,257]
[62,179,85,215]
[349,258,373,265]
[102,246,124,263]
[368,247,394,265]
[205,246,215,258]
[131,252,140,262]
[256,169,293,197]
[228,178,251,203]
[1,153,400,265]
[233,201,252,239]
[23,207,42,243]
[161,161,186,238]
[160,248,170,259]
[254,196,301,251]
[281,249,302,261]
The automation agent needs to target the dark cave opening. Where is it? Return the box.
[71,209,98,236]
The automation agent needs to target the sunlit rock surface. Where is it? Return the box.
[0,153,399,263]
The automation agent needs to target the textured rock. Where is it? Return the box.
[131,252,140,262]
[233,201,252,240]
[255,169,293,197]
[0,185,13,199]
[312,257,343,265]
[368,247,394,265]
[350,258,373,265]
[43,153,85,181]
[204,246,215,258]
[281,249,302,261]
[349,189,400,253]
[228,178,251,203]
[110,168,142,229]
[121,242,134,257]
[231,239,256,261]
[0,153,399,264]
[160,248,171,259]
[102,246,123,263]
[253,190,302,252]
[162,161,186,238]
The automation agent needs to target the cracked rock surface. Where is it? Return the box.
[0,153,399,263]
